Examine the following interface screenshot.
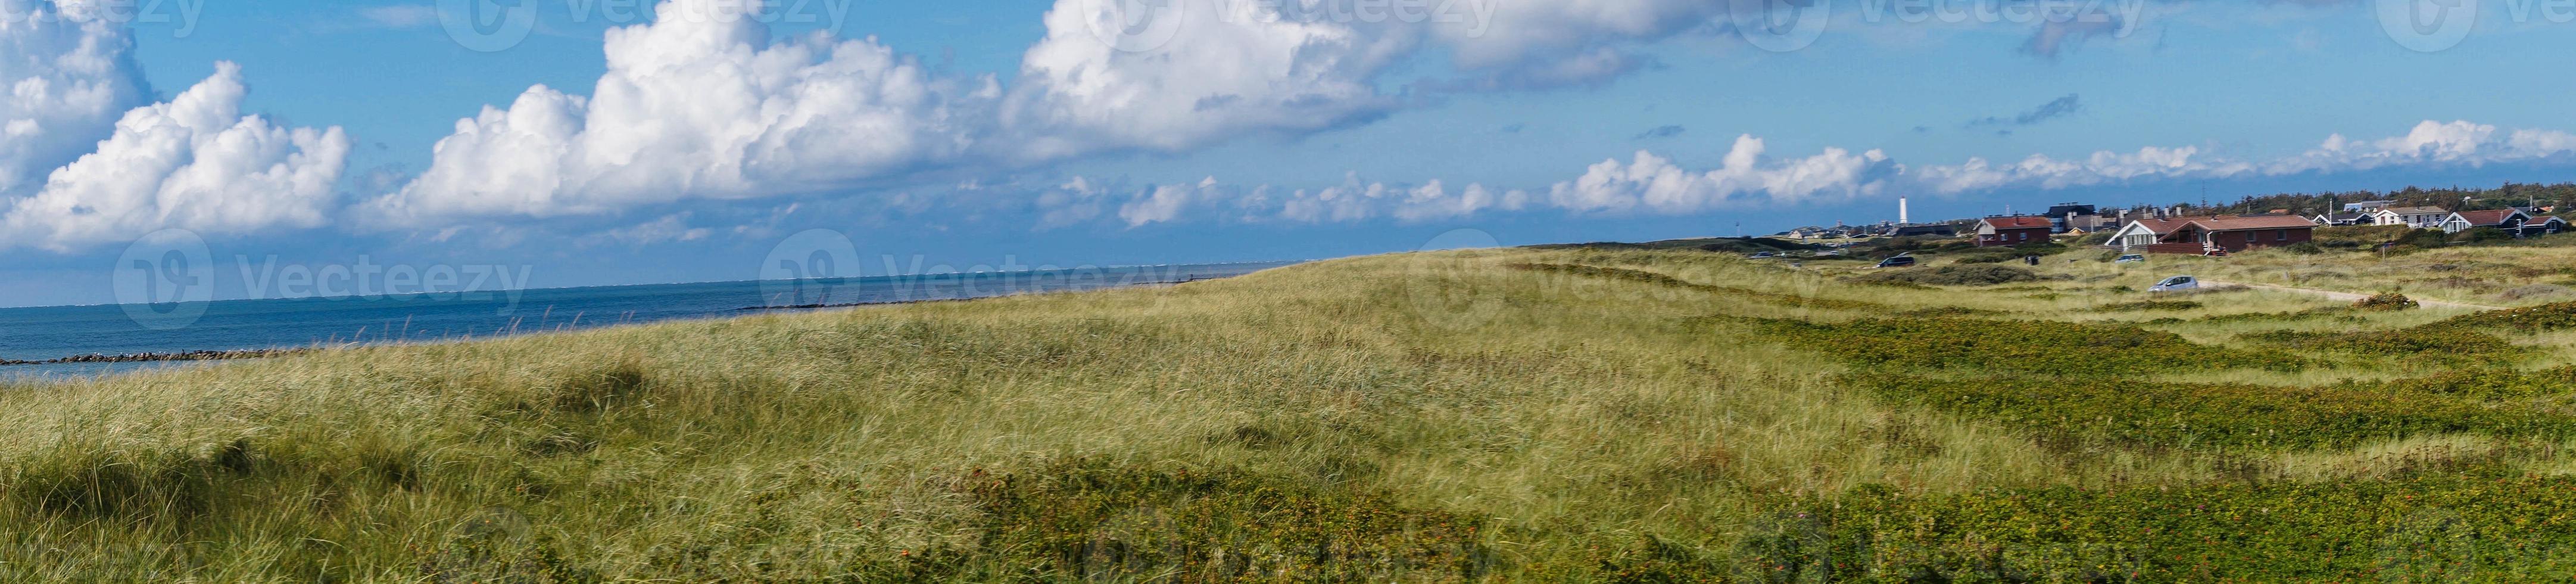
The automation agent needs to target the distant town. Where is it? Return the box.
[1775,184,2576,256]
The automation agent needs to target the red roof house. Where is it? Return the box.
[2441,209,2531,234]
[1975,216,2054,247]
[2104,215,2318,254]
[2524,216,2569,235]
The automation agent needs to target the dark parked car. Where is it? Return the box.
[1873,256,1917,269]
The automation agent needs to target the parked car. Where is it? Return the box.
[2150,275,2200,292]
[2115,254,2145,264]
[1873,256,1917,269]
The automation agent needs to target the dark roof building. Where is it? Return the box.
[1975,216,2054,247]
[2104,215,2318,254]
[2443,209,2531,233]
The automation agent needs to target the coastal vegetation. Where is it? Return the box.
[11,238,2576,580]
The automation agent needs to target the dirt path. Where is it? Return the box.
[2202,280,2504,311]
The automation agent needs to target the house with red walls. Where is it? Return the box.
[2103,215,2318,255]
[1974,216,2054,247]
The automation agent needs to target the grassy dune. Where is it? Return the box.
[8,243,2576,580]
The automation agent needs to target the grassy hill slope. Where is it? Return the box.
[9,245,2576,581]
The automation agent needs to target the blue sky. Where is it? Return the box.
[3,0,2575,306]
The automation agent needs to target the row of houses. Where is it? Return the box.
[1784,222,1963,240]
[2312,204,2450,228]
[1971,207,2569,255]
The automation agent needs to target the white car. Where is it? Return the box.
[2150,275,2200,293]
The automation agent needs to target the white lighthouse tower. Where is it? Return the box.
[1900,196,1911,225]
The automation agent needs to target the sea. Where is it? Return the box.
[0,261,1301,381]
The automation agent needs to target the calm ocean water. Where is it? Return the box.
[0,262,1298,381]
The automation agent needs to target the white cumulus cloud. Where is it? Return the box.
[369,0,991,226]
[1911,120,2576,194]
[1,62,352,251]
[0,0,149,195]
[1005,0,1415,159]
[1549,135,1898,214]
[376,0,1761,227]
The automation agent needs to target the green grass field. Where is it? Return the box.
[10,238,2576,581]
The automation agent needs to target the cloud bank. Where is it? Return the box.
[1918,120,2576,194]
[0,0,148,194]
[4,0,2574,251]
[370,0,1753,228]
[1,63,352,251]
[0,2,348,251]
[1040,120,2576,229]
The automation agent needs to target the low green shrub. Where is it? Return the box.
[2454,226,2515,244]
[2242,328,2524,364]
[1950,243,2073,265]
[1505,263,1882,310]
[2385,229,2452,253]
[2095,300,2203,312]
[2197,306,2363,324]
[1529,237,1821,254]
[1848,265,2042,287]
[2362,366,2576,400]
[1803,473,2576,581]
[2354,292,2421,311]
[1845,374,2576,450]
[2500,284,2572,302]
[2427,301,2576,333]
[1741,317,2301,377]
[2313,224,2415,247]
[1896,306,2007,318]
[1851,279,1937,290]
[947,459,1495,582]
[2282,241,2326,255]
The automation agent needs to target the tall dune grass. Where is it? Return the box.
[4,246,2576,580]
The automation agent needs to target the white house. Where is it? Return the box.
[2524,216,2570,236]
[2370,206,2452,229]
[2103,215,2319,254]
[2440,209,2530,234]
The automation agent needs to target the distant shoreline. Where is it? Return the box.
[735,274,1230,311]
[0,349,303,368]
[3,267,1274,369]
